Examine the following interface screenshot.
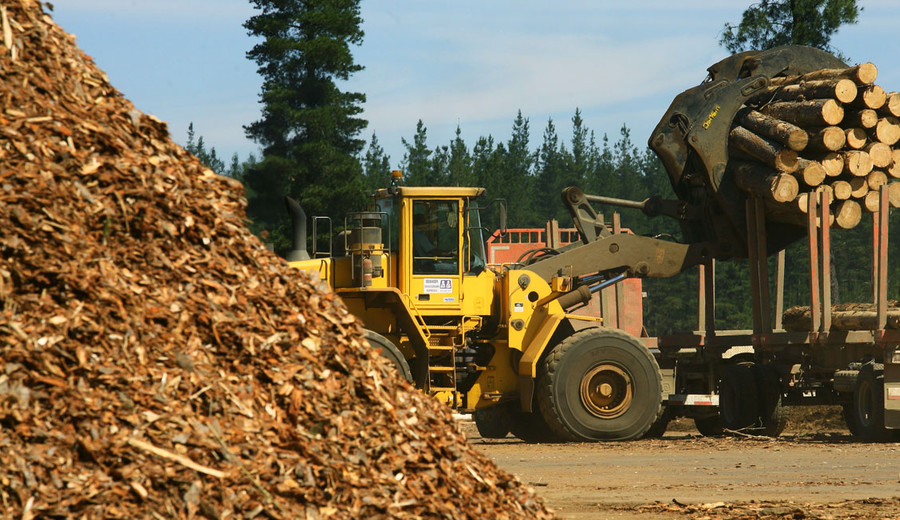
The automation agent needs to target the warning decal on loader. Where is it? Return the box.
[423,278,453,294]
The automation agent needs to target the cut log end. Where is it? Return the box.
[844,150,874,177]
[833,199,862,229]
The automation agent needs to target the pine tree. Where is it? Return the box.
[243,0,368,247]
[503,111,537,226]
[721,0,860,59]
[362,133,391,191]
[447,126,472,187]
[535,117,566,223]
[184,122,226,175]
[400,120,431,186]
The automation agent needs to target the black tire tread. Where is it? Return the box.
[537,328,662,442]
[363,329,413,382]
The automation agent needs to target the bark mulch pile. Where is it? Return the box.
[0,2,556,518]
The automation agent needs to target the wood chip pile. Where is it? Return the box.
[728,61,900,230]
[0,2,556,518]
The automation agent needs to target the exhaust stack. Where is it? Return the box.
[284,196,310,261]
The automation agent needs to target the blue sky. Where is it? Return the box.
[52,1,900,170]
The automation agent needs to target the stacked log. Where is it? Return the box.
[783,301,900,331]
[730,62,900,229]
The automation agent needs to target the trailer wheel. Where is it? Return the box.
[473,403,513,439]
[755,364,787,437]
[693,414,724,436]
[508,409,563,443]
[537,328,662,441]
[363,330,413,382]
[841,403,860,436]
[719,363,759,431]
[849,363,892,442]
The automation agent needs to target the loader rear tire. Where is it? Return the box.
[363,330,413,383]
[643,406,672,438]
[537,328,662,441]
[474,403,514,439]
[508,409,563,443]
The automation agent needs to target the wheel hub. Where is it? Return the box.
[580,364,632,419]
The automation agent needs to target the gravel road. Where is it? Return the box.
[465,409,900,519]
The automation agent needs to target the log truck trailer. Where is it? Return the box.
[287,45,900,442]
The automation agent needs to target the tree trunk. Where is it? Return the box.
[806,126,845,152]
[844,127,867,149]
[843,150,873,177]
[870,117,900,145]
[820,152,845,177]
[889,150,900,179]
[755,78,858,104]
[760,99,844,127]
[890,182,900,208]
[849,176,868,198]
[867,170,888,191]
[738,109,808,151]
[783,306,900,331]
[850,84,887,110]
[844,108,879,129]
[768,62,877,87]
[833,199,862,229]
[831,180,852,200]
[729,126,799,172]
[865,142,892,168]
[864,190,884,213]
[881,92,900,117]
[732,161,799,203]
[793,159,826,187]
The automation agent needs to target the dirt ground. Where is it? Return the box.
[464,407,900,520]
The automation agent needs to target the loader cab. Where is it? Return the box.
[372,185,488,314]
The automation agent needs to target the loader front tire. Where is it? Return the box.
[537,328,662,441]
[363,330,413,383]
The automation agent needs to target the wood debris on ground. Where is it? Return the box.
[0,1,557,518]
[627,497,900,519]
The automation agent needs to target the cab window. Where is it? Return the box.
[412,200,459,275]
[465,204,486,274]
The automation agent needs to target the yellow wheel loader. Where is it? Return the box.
[286,171,701,442]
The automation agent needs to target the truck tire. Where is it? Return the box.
[537,328,662,441]
[719,363,759,431]
[474,403,513,439]
[693,414,724,436]
[755,364,787,437]
[848,363,892,442]
[841,403,860,437]
[363,330,413,382]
